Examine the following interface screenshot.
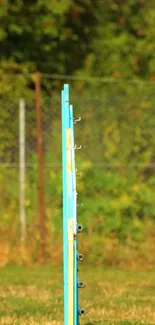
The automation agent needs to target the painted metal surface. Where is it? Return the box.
[66,127,74,325]
[62,84,85,325]
[68,218,74,325]
[19,98,26,242]
[62,85,69,325]
[70,105,78,325]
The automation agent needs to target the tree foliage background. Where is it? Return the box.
[0,0,155,267]
[1,0,155,79]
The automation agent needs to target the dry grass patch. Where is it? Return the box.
[0,266,155,325]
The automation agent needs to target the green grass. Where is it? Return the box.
[0,266,155,325]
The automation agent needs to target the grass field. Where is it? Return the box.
[0,265,155,325]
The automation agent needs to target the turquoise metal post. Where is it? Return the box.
[66,90,74,324]
[61,87,67,325]
[62,84,85,325]
[70,105,78,325]
[62,84,70,325]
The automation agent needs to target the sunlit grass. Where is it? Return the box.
[0,266,155,325]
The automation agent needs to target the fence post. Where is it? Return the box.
[62,84,86,325]
[35,72,46,264]
[19,98,26,242]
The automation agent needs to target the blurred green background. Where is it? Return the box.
[0,1,155,268]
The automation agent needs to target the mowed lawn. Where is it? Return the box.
[0,265,155,325]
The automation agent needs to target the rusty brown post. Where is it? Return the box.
[35,72,46,264]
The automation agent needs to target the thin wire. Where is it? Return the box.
[41,74,155,85]
[1,163,155,168]
[0,72,155,85]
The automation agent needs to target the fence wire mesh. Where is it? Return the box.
[0,75,155,264]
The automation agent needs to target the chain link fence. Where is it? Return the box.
[0,75,155,266]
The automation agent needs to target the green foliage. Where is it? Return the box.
[81,1,155,79]
[1,1,155,79]
[0,1,155,265]
[0,0,98,75]
[1,83,155,266]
